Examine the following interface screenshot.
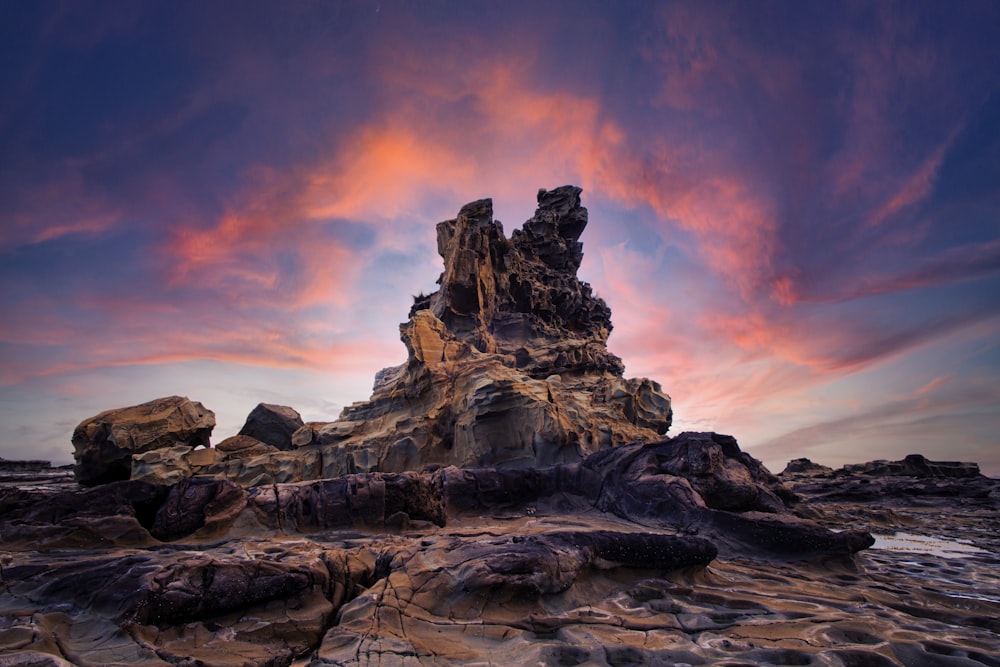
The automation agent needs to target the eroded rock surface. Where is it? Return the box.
[71,396,215,486]
[4,444,997,667]
[238,403,304,451]
[289,187,673,480]
[132,187,674,487]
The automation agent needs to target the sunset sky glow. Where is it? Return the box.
[2,1,999,475]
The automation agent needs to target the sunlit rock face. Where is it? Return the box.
[71,395,215,486]
[192,186,674,485]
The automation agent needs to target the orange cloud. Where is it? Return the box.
[148,23,954,407]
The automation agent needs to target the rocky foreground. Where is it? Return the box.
[2,188,998,665]
[1,448,998,666]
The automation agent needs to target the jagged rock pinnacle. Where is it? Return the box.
[131,187,674,484]
[416,185,623,377]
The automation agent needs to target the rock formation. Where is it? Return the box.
[71,395,215,486]
[238,403,304,451]
[841,453,981,478]
[0,458,73,487]
[2,434,878,664]
[780,454,982,480]
[126,187,673,486]
[781,457,834,475]
[782,453,994,510]
[291,186,672,477]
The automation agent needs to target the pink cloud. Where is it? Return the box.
[1,167,122,249]
[20,6,981,433]
[865,137,950,228]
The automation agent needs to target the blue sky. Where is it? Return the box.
[2,1,998,474]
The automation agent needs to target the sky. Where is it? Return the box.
[1,1,999,476]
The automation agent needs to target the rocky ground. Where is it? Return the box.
[2,448,998,666]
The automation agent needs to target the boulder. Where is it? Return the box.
[237,403,304,450]
[781,458,833,476]
[71,396,215,486]
[229,187,672,485]
[841,453,981,478]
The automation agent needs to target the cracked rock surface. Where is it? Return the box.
[0,433,904,667]
[3,468,997,666]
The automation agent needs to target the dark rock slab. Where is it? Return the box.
[237,403,304,451]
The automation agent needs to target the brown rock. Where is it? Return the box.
[781,458,834,476]
[71,396,215,486]
[247,188,672,485]
[130,444,225,485]
[115,189,673,486]
[215,434,280,459]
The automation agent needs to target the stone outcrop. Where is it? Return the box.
[781,453,982,481]
[2,433,866,557]
[285,187,672,478]
[781,458,834,476]
[238,403,304,450]
[7,444,998,666]
[0,458,74,488]
[0,431,883,666]
[123,187,672,487]
[785,454,995,508]
[71,396,215,486]
[841,453,981,478]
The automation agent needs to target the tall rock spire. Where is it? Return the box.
[286,186,672,477]
[133,187,674,484]
[420,185,624,378]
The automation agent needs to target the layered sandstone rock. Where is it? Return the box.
[71,396,215,486]
[127,187,673,487]
[3,433,865,558]
[268,186,671,484]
